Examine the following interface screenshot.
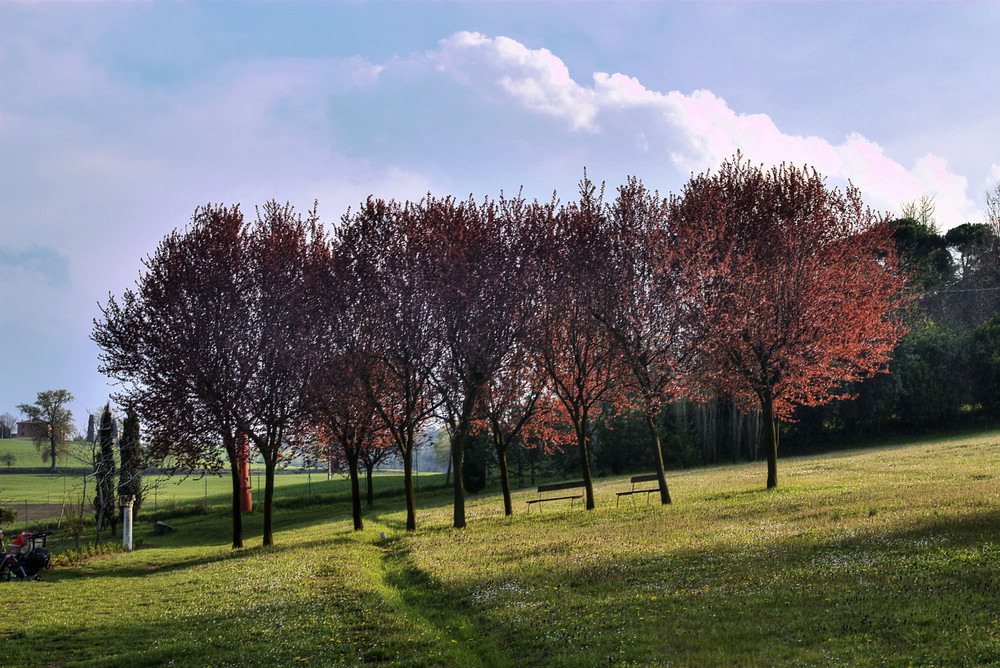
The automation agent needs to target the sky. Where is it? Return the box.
[2,1,999,430]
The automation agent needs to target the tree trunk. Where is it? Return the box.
[646,413,672,505]
[762,389,778,489]
[263,459,277,546]
[402,437,417,531]
[451,386,480,530]
[451,433,466,528]
[227,454,244,549]
[347,448,363,531]
[575,419,595,510]
[496,441,513,516]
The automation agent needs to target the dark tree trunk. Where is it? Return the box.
[646,413,672,504]
[762,389,778,489]
[402,435,416,531]
[575,418,595,510]
[451,385,480,530]
[263,459,277,546]
[347,448,363,531]
[451,435,466,528]
[227,453,244,549]
[496,441,513,516]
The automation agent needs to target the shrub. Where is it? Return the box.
[51,541,130,568]
[0,506,17,524]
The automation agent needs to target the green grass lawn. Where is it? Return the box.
[3,432,1000,666]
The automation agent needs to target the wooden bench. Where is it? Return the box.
[616,473,661,506]
[526,480,586,513]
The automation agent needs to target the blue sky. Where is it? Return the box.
[2,2,999,428]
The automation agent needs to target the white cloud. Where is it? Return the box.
[988,164,1000,190]
[431,31,599,131]
[423,31,982,228]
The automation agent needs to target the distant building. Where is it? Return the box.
[16,419,47,440]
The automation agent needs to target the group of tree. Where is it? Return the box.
[93,155,910,549]
[10,389,144,539]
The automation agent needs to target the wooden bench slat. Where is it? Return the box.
[526,480,587,513]
[526,494,584,505]
[536,480,587,493]
[616,473,663,506]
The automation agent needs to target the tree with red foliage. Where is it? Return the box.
[93,204,253,549]
[669,156,909,489]
[305,351,384,531]
[590,177,684,505]
[418,193,541,529]
[94,202,327,547]
[237,202,328,546]
[532,181,627,510]
[336,198,442,532]
[478,343,548,516]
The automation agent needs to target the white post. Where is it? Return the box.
[121,496,134,551]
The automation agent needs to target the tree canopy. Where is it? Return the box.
[669,156,909,488]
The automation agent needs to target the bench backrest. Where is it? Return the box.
[537,480,587,493]
[630,473,660,484]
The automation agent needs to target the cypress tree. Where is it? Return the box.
[95,404,117,541]
[118,408,143,517]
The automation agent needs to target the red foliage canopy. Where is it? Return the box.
[669,156,909,486]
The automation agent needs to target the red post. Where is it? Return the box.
[238,434,253,512]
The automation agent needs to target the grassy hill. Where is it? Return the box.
[2,431,1000,666]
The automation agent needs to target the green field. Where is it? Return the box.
[0,468,440,504]
[2,431,1000,666]
[0,438,91,469]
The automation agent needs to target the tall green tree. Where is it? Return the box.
[118,408,143,517]
[969,313,1000,416]
[0,412,15,439]
[893,217,954,292]
[95,403,117,541]
[891,320,967,428]
[17,389,75,470]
